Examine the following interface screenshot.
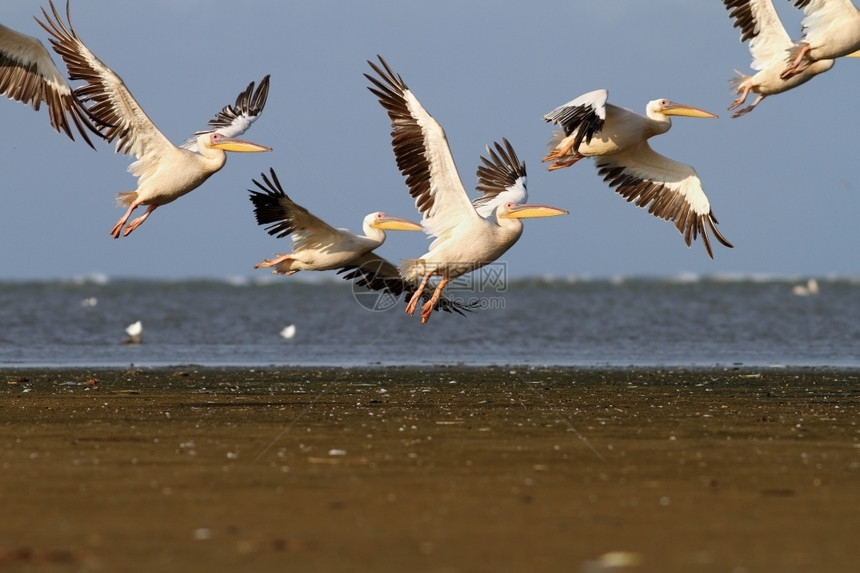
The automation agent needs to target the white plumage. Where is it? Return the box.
[782,0,860,79]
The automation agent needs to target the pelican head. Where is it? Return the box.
[201,132,272,153]
[651,99,718,119]
[497,202,569,220]
[365,212,423,231]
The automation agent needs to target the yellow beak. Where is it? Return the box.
[501,204,569,219]
[210,137,272,153]
[661,102,719,119]
[371,216,423,231]
[845,50,860,58]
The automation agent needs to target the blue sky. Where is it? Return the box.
[2,1,858,280]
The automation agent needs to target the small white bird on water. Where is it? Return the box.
[280,324,296,339]
[124,320,142,344]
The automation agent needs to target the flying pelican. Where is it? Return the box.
[249,167,471,316]
[250,167,423,275]
[541,89,733,258]
[781,0,860,79]
[723,0,836,117]
[0,17,98,145]
[365,56,568,324]
[36,1,272,238]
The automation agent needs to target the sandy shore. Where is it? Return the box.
[1,366,858,572]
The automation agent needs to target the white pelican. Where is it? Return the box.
[781,0,860,79]
[0,16,97,145]
[541,89,733,259]
[365,56,568,324]
[249,167,423,274]
[723,0,836,117]
[36,1,272,238]
[249,167,472,316]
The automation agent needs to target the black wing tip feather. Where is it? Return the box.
[476,137,526,194]
[722,0,758,43]
[337,264,475,317]
[203,74,271,132]
[248,168,295,238]
[543,101,605,151]
[597,165,734,259]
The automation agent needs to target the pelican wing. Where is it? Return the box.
[181,75,270,152]
[365,56,480,240]
[37,0,173,161]
[793,0,860,50]
[338,254,473,316]
[541,89,607,153]
[723,0,794,70]
[595,142,733,258]
[793,0,853,13]
[0,21,96,146]
[472,138,528,217]
[248,168,344,251]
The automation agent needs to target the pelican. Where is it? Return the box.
[0,17,98,145]
[541,89,732,258]
[249,167,423,275]
[365,56,567,324]
[723,0,836,117]
[781,0,860,79]
[249,167,471,315]
[36,1,272,238]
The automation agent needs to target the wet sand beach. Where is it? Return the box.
[2,366,858,572]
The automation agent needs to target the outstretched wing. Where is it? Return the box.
[365,55,480,242]
[723,0,794,70]
[1,19,98,146]
[595,141,733,258]
[542,89,608,154]
[248,168,343,251]
[338,256,474,316]
[181,75,270,152]
[37,0,173,161]
[472,138,528,218]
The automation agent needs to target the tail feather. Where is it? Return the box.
[114,192,137,207]
[729,70,751,90]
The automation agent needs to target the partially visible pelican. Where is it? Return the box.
[541,89,732,258]
[781,0,860,79]
[0,15,98,145]
[249,168,423,275]
[36,1,272,238]
[723,0,836,117]
[249,167,471,315]
[365,56,568,324]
